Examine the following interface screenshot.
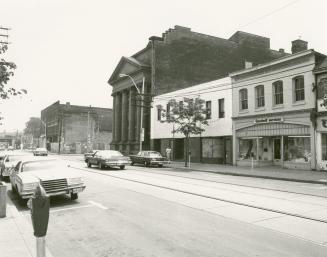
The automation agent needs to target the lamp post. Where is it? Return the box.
[40,120,47,149]
[119,73,144,152]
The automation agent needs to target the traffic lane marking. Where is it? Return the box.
[88,200,108,210]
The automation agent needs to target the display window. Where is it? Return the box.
[238,138,257,160]
[284,136,311,163]
[322,133,327,161]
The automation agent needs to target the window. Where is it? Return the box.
[239,89,248,110]
[255,85,265,108]
[284,136,311,163]
[179,101,183,112]
[273,81,283,105]
[206,101,211,119]
[157,107,162,121]
[166,103,170,120]
[322,134,327,161]
[238,138,257,160]
[218,98,225,118]
[293,76,305,101]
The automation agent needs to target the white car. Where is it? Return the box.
[33,148,48,156]
[10,158,86,201]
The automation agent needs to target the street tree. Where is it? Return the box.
[24,117,44,139]
[0,44,27,100]
[158,97,209,167]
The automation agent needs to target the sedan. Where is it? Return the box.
[10,158,86,201]
[86,150,130,170]
[33,148,48,156]
[130,151,169,167]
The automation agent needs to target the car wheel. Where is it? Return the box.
[71,193,78,200]
[131,162,134,166]
[87,161,91,168]
[120,165,125,170]
[158,164,163,168]
[99,162,103,170]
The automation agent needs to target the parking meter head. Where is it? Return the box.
[31,185,50,237]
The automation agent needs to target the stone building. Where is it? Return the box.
[41,101,112,154]
[108,25,287,154]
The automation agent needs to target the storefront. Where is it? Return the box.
[233,112,315,170]
[316,117,327,171]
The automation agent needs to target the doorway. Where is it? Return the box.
[174,138,184,160]
[273,138,281,165]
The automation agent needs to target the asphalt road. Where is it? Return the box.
[7,152,327,256]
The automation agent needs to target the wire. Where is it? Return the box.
[238,0,302,29]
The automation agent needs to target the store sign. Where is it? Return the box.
[254,117,284,124]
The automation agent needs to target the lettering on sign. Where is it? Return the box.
[254,117,284,124]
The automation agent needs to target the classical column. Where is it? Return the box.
[111,95,116,143]
[128,88,136,143]
[114,92,122,142]
[121,90,128,142]
[135,94,141,143]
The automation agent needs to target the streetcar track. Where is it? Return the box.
[70,165,327,224]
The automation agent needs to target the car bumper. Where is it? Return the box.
[21,185,86,199]
[149,160,170,165]
[104,161,131,166]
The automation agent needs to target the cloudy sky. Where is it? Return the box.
[1,0,326,132]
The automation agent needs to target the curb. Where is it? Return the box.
[169,166,327,185]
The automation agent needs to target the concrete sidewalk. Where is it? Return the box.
[169,161,327,185]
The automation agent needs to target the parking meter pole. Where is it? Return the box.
[36,237,46,257]
[0,182,7,218]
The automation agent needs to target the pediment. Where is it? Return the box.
[108,56,148,84]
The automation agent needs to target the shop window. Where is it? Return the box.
[255,85,265,108]
[202,138,224,159]
[206,101,212,119]
[218,98,225,118]
[239,89,248,110]
[238,138,257,160]
[322,134,327,161]
[273,81,283,105]
[284,136,311,163]
[293,76,305,102]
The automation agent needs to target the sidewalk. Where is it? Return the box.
[168,161,327,185]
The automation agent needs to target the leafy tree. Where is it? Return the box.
[24,117,44,138]
[0,44,27,99]
[158,97,209,167]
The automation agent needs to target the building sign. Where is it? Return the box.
[254,117,284,124]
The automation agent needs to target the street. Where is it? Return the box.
[4,152,327,257]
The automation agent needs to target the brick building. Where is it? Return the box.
[108,25,287,154]
[41,101,112,154]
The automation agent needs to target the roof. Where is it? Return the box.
[314,56,327,74]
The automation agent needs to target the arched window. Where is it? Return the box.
[255,85,265,108]
[293,75,305,101]
[273,80,283,105]
[239,89,248,110]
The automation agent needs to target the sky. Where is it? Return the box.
[0,0,326,132]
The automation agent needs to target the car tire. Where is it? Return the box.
[99,162,103,170]
[120,165,125,170]
[131,162,134,166]
[71,193,78,200]
[158,164,163,168]
[87,161,91,168]
[145,161,150,167]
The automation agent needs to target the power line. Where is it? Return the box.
[238,0,302,29]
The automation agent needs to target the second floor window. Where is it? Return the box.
[294,76,305,101]
[273,81,283,105]
[218,98,225,118]
[157,107,162,121]
[239,89,248,110]
[255,85,265,108]
[206,101,211,119]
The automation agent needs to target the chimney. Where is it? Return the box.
[279,48,285,54]
[245,61,253,69]
[291,39,308,54]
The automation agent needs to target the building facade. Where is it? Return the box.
[151,77,233,164]
[315,56,327,170]
[41,101,112,154]
[231,41,326,170]
[108,25,287,155]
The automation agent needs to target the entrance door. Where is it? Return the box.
[273,138,281,164]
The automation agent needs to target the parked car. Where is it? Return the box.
[85,150,130,170]
[0,154,10,180]
[84,150,99,161]
[7,146,14,151]
[10,158,86,201]
[130,151,169,167]
[33,148,48,156]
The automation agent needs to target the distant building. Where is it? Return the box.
[230,40,326,170]
[151,77,232,164]
[108,25,287,154]
[41,101,112,154]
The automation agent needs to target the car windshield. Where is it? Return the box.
[36,148,46,151]
[22,160,65,172]
[99,151,123,158]
[148,152,162,157]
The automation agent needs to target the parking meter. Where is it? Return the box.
[30,185,50,237]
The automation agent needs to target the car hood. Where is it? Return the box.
[18,168,81,182]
